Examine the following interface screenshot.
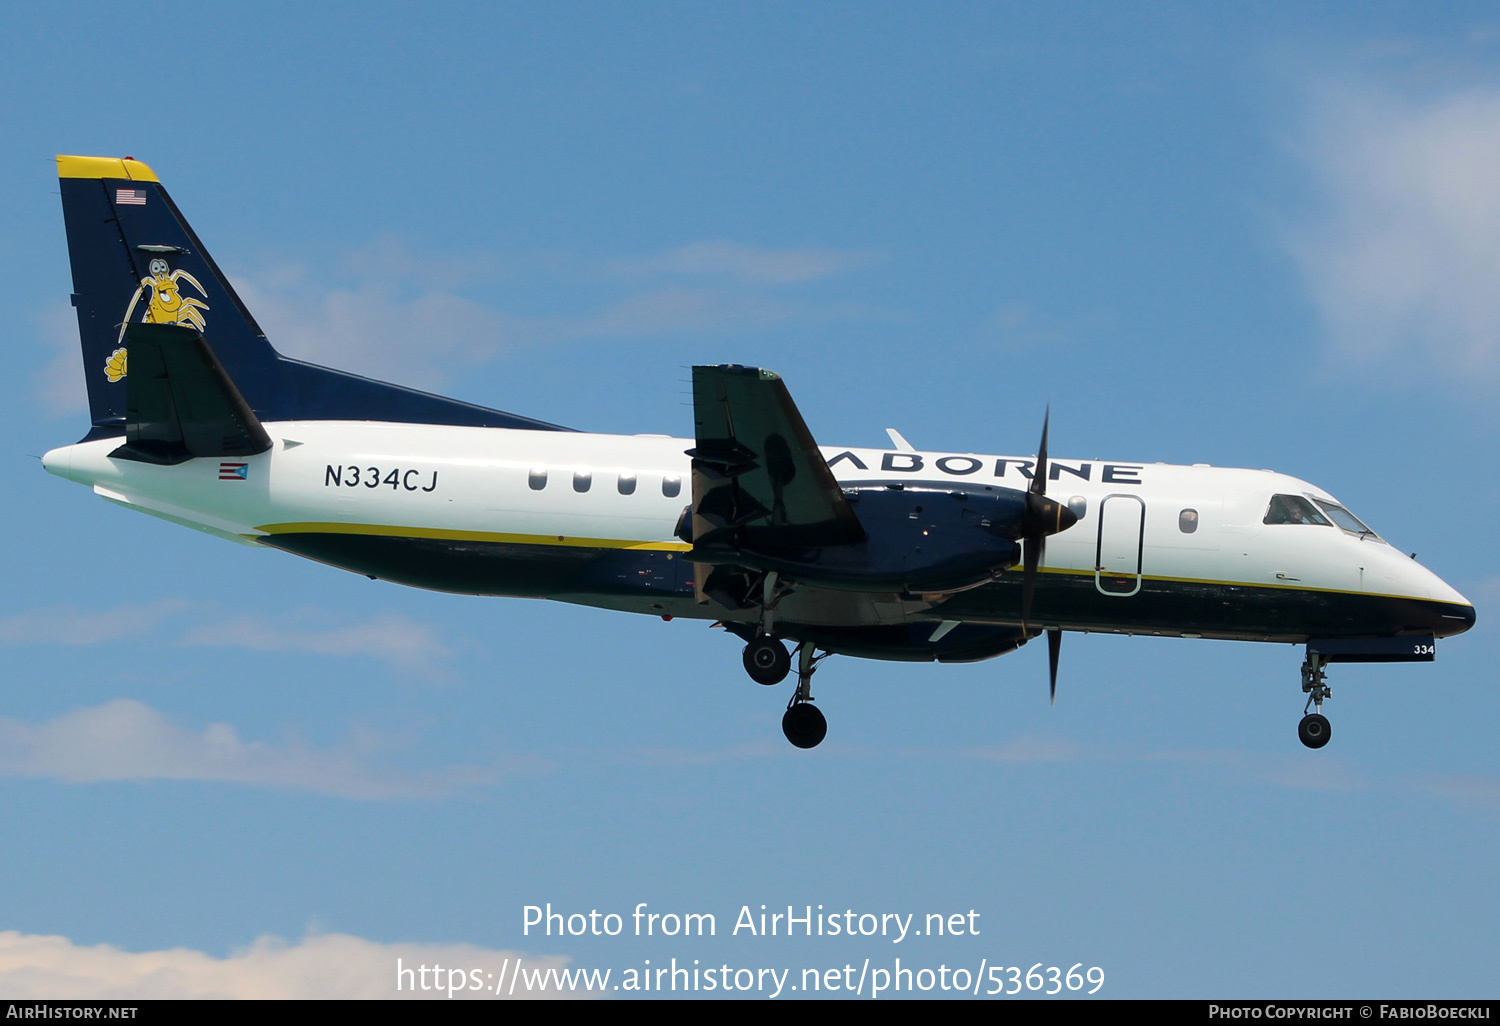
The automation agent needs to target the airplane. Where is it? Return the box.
[41,155,1476,750]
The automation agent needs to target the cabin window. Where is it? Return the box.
[1179,508,1199,533]
[528,467,547,490]
[1263,494,1330,526]
[1068,495,1087,520]
[618,472,637,495]
[574,470,592,493]
[662,473,682,498]
[1314,500,1376,537]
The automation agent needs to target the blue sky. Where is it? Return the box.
[2,1,1498,998]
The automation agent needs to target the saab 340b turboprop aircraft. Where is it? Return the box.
[43,155,1475,749]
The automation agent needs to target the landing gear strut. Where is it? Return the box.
[741,573,793,685]
[781,640,827,749]
[1299,653,1332,750]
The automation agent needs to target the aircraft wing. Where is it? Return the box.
[112,322,273,465]
[688,365,865,556]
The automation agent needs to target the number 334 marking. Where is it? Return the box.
[324,465,438,492]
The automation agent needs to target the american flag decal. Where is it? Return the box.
[115,188,147,206]
[219,462,249,481]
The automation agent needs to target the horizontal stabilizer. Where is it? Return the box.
[112,323,273,465]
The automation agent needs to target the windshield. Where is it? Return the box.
[1314,500,1377,538]
[1263,494,1331,526]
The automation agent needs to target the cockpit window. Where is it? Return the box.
[1314,500,1377,538]
[1263,494,1331,526]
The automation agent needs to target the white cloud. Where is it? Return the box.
[230,238,885,389]
[0,699,480,798]
[1288,81,1500,382]
[0,930,581,999]
[1415,772,1500,811]
[234,270,515,392]
[960,736,1370,789]
[236,272,844,386]
[33,299,87,417]
[626,739,783,766]
[1144,746,1366,792]
[0,600,189,646]
[612,240,880,283]
[963,735,1079,764]
[552,285,833,341]
[979,303,1090,352]
[175,610,450,674]
[341,234,507,292]
[0,602,450,675]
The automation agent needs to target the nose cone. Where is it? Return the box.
[1444,602,1477,636]
[1425,569,1473,609]
[1408,560,1475,638]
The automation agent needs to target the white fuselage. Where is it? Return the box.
[42,422,1472,639]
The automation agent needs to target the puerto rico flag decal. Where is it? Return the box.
[218,462,249,481]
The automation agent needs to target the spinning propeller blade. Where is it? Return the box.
[1022,406,1071,632]
[1032,406,1051,497]
[1047,627,1062,704]
[1021,534,1043,633]
[1015,407,1075,703]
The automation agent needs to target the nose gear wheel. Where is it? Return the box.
[1298,713,1331,749]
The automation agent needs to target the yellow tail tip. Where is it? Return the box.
[56,155,159,182]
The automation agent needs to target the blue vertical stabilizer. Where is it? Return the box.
[57,155,570,440]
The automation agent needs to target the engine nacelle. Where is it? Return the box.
[690,482,1027,593]
[724,619,1028,662]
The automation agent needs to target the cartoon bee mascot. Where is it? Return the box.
[103,257,211,383]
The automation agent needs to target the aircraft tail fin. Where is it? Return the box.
[56,155,569,439]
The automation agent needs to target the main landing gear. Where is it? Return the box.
[740,633,828,748]
[781,641,827,749]
[734,571,828,748]
[1298,653,1332,750]
[741,571,794,686]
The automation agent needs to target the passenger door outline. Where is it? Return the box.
[1095,493,1145,597]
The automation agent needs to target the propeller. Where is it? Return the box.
[1020,407,1049,632]
[1020,406,1077,630]
[1017,406,1077,702]
[1047,627,1062,704]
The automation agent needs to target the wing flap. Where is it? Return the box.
[688,366,864,563]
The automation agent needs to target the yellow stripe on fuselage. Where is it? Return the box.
[1032,564,1441,603]
[255,521,691,552]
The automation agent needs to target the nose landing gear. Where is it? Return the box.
[1299,653,1332,750]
